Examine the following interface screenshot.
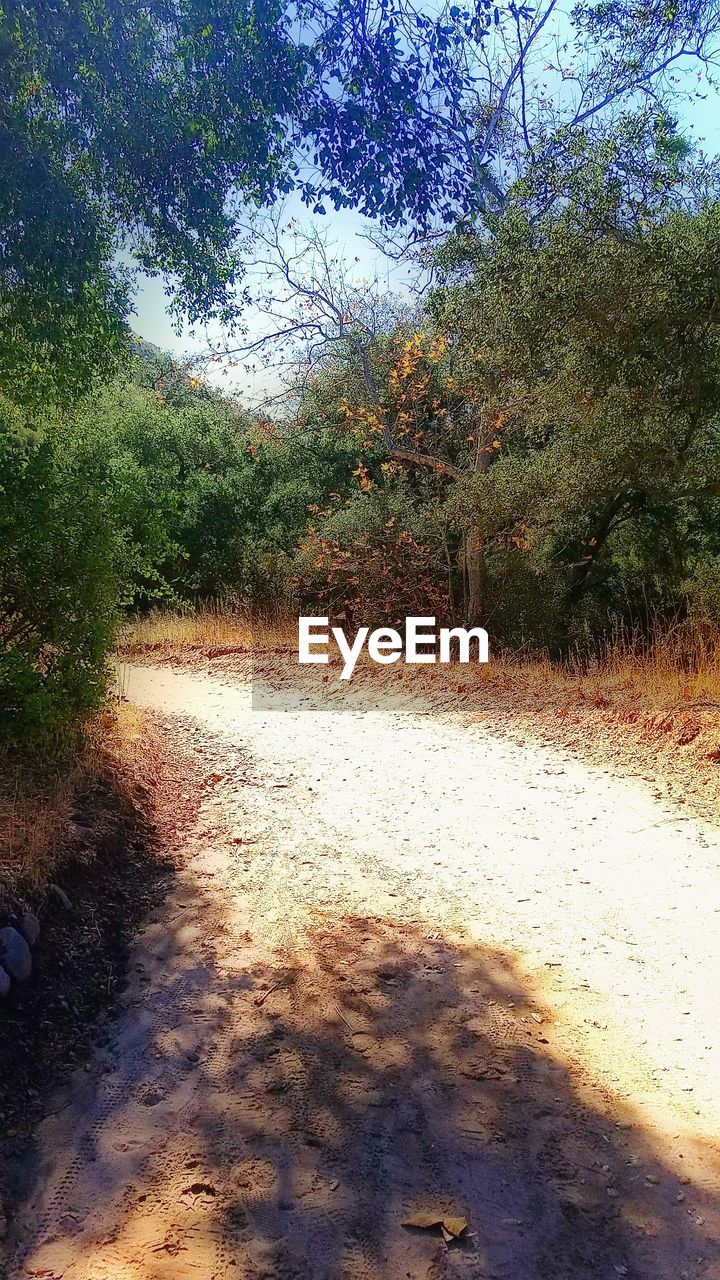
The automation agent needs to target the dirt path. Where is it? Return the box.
[7,663,720,1280]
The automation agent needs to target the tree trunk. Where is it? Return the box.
[463,530,485,626]
[554,490,632,655]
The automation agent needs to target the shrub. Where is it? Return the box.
[685,557,720,629]
[294,490,452,627]
[0,403,119,754]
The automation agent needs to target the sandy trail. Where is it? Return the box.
[7,662,720,1280]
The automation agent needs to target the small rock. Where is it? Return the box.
[19,910,40,948]
[0,966,11,998]
[0,926,32,982]
[48,883,72,911]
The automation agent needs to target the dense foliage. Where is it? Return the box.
[71,370,362,606]
[2,0,720,752]
[0,350,365,749]
[1,0,520,403]
[290,170,720,650]
[427,192,720,649]
[0,404,120,751]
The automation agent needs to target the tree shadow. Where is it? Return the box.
[7,898,720,1280]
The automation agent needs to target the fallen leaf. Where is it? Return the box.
[402,1211,469,1240]
[442,1216,469,1238]
[402,1212,443,1230]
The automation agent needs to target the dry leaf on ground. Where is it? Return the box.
[402,1211,469,1240]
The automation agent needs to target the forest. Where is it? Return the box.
[3,124,720,751]
[1,1,720,757]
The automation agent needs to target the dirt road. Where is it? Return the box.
[7,662,720,1279]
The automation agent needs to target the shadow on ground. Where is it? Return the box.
[7,898,719,1280]
[0,770,173,1212]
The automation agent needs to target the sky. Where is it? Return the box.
[128,34,720,408]
[129,198,418,407]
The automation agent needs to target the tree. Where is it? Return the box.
[209,218,502,619]
[265,146,720,641]
[1,0,525,402]
[429,173,720,647]
[368,1,720,263]
[64,351,364,605]
[6,0,718,401]
[453,0,720,182]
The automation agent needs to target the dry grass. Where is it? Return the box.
[0,760,80,894]
[116,601,295,660]
[0,699,154,896]
[560,623,720,715]
[119,606,720,714]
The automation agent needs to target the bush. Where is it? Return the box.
[0,403,119,754]
[685,557,720,629]
[294,489,452,627]
[70,379,363,609]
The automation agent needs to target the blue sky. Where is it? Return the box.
[129,199,418,403]
[129,47,720,404]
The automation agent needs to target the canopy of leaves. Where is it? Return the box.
[286,148,720,646]
[1,0,522,401]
